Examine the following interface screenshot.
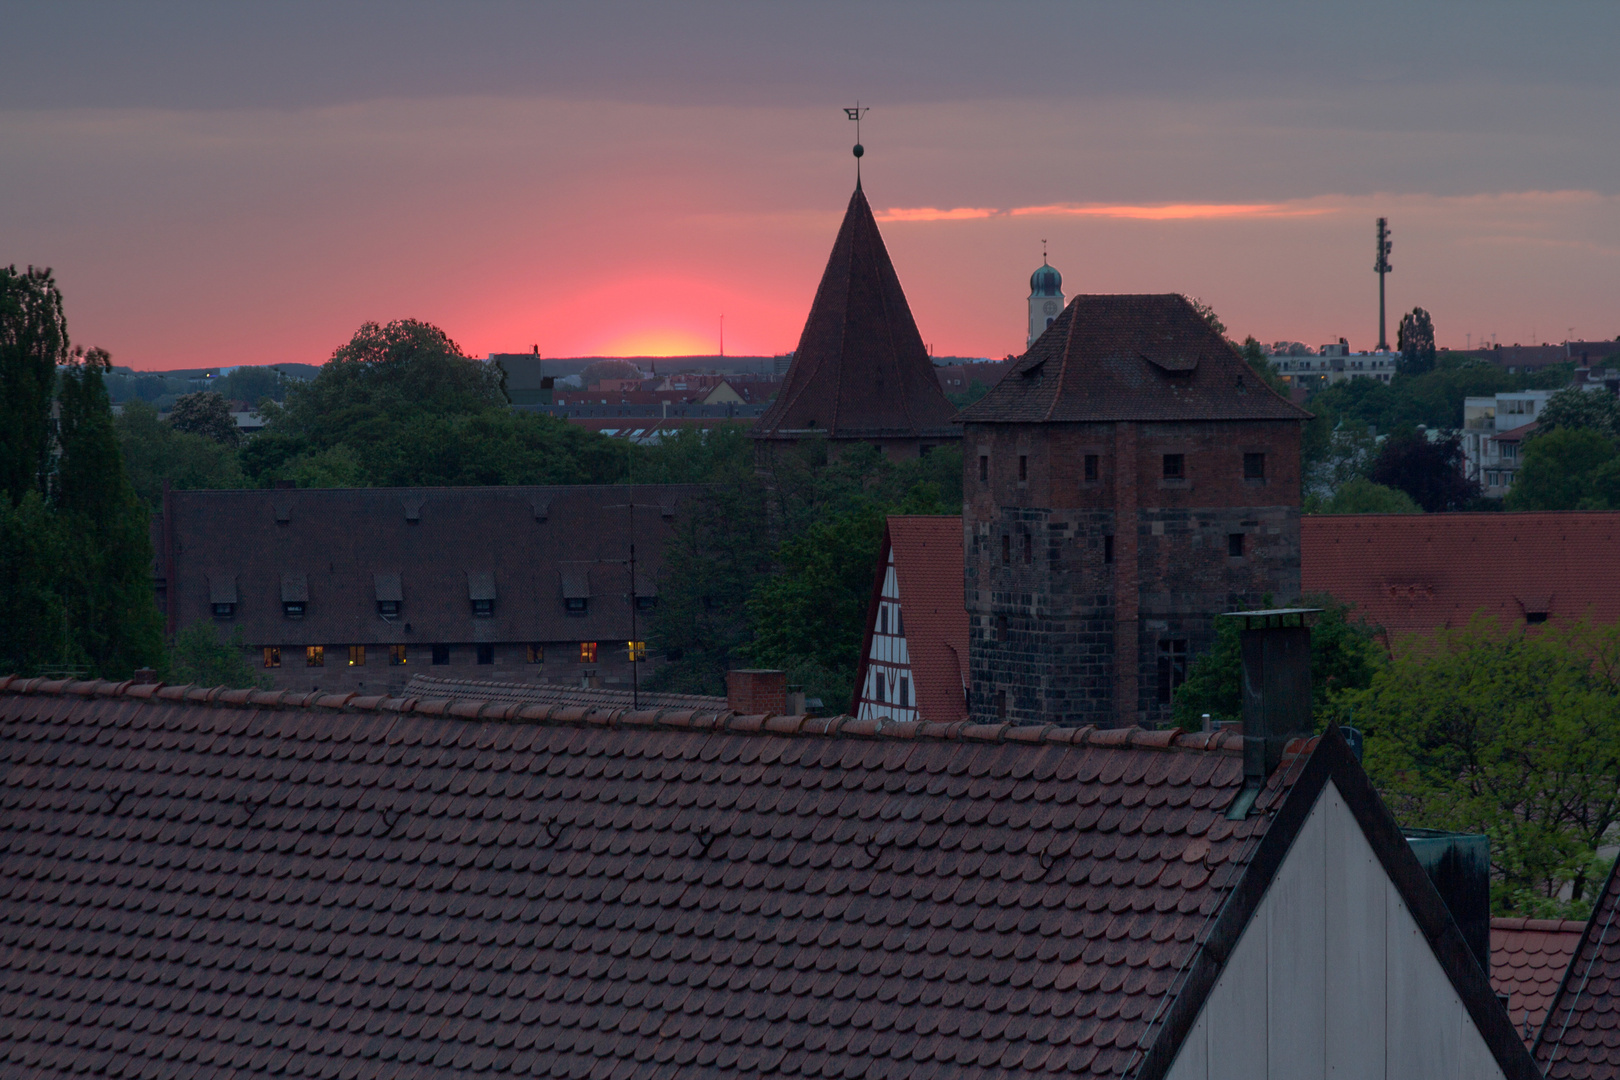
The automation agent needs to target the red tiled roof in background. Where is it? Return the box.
[1492,917,1585,1045]
[753,185,959,442]
[1301,513,1620,639]
[886,515,969,723]
[1536,860,1620,1077]
[0,673,1292,1080]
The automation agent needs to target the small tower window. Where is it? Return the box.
[1018,455,1028,482]
[979,455,988,483]
[1244,452,1266,480]
[1228,533,1245,557]
[1158,640,1189,705]
[1084,455,1099,482]
[1162,454,1185,479]
[1001,535,1011,565]
[996,615,1009,642]
[1104,535,1114,564]
[1024,533,1033,564]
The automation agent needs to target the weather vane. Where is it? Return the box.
[845,102,869,181]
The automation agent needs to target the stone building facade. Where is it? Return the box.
[958,294,1309,728]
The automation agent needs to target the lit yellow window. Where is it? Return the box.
[389,645,407,666]
[348,645,365,667]
[305,645,324,667]
[526,644,544,664]
[263,647,281,668]
[627,641,645,662]
[580,641,598,663]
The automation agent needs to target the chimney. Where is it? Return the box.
[726,669,786,715]
[1405,829,1491,974]
[1227,608,1318,818]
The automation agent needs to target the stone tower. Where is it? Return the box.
[959,293,1310,728]
[1027,258,1064,348]
[752,184,960,461]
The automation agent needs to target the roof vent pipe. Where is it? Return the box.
[1226,608,1320,818]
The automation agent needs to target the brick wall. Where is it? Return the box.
[964,419,1302,727]
[726,669,787,715]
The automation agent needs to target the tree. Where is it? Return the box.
[1368,430,1480,512]
[1354,616,1620,916]
[1171,595,1385,730]
[1311,476,1422,514]
[168,390,241,445]
[1397,307,1436,376]
[1237,336,1290,397]
[115,400,244,507]
[0,265,69,504]
[1505,427,1620,511]
[1534,386,1620,440]
[170,623,269,689]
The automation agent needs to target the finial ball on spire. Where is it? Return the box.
[853,144,864,158]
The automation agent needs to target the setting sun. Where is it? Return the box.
[596,327,722,357]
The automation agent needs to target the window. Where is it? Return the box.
[627,641,645,662]
[476,644,494,665]
[1018,455,1028,482]
[1157,640,1188,705]
[996,690,1007,719]
[1501,443,1517,460]
[996,615,1009,642]
[306,645,324,668]
[898,674,910,707]
[212,602,235,618]
[1526,612,1549,625]
[389,645,407,666]
[1162,454,1185,479]
[377,600,400,617]
[1024,533,1033,564]
[1001,534,1011,565]
[431,644,449,665]
[979,455,988,483]
[1228,533,1245,557]
[348,645,365,667]
[472,598,494,618]
[263,647,281,669]
[1243,453,1266,480]
[1104,535,1114,564]
[565,597,588,614]
[1084,454,1099,482]
[526,644,544,664]
[893,606,903,637]
[636,595,656,611]
[283,601,305,619]
[876,671,887,702]
[580,641,598,663]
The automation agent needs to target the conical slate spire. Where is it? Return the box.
[753,186,959,442]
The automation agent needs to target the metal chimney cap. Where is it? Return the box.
[1221,608,1322,630]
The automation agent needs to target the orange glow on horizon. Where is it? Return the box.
[597,328,723,357]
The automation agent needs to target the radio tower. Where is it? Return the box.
[1375,217,1393,351]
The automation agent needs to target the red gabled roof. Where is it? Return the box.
[1492,917,1586,1045]
[1301,513,1620,639]
[1537,860,1620,1076]
[887,515,969,723]
[753,185,959,441]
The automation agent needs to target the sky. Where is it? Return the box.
[4,2,1619,371]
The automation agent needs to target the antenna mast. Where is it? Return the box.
[1375,217,1393,352]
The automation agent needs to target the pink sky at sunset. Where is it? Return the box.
[4,4,1618,370]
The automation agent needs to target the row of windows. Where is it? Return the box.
[258,641,643,668]
[980,452,1267,484]
[218,597,656,621]
[996,531,1244,565]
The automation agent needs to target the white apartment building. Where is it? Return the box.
[1463,390,1562,496]
[1270,341,1397,390]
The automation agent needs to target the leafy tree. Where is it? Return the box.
[1354,616,1620,916]
[1368,430,1480,512]
[0,265,69,503]
[168,390,241,446]
[1189,296,1225,337]
[0,492,72,674]
[170,623,269,689]
[1171,595,1385,730]
[217,365,292,405]
[1397,307,1436,375]
[1237,336,1289,397]
[1309,476,1422,514]
[1534,386,1620,440]
[1505,428,1620,511]
[115,400,244,507]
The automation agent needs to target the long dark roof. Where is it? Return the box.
[158,485,703,646]
[404,672,727,712]
[959,294,1308,425]
[752,186,959,442]
[1536,857,1620,1077]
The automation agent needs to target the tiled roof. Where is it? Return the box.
[0,672,1316,1080]
[158,485,703,647]
[1492,917,1585,1045]
[1301,512,1620,639]
[1537,860,1620,1077]
[959,294,1308,425]
[404,672,727,712]
[878,516,969,723]
[753,186,960,442]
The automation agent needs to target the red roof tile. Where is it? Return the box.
[753,185,959,442]
[1536,860,1620,1077]
[960,293,1308,424]
[405,672,728,712]
[1492,916,1586,1045]
[1301,512,1620,639]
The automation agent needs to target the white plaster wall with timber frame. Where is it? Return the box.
[857,549,916,722]
[1164,780,1505,1080]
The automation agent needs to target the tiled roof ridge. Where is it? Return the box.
[0,673,1243,753]
[1493,916,1589,933]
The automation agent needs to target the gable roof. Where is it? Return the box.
[855,516,969,722]
[1492,917,1586,1045]
[752,185,959,442]
[157,485,703,648]
[1301,512,1620,638]
[404,672,728,712]
[959,294,1307,425]
[1535,857,1620,1077]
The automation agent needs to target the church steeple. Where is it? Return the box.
[1027,245,1065,348]
[752,185,960,458]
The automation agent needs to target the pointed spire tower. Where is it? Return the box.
[752,185,961,459]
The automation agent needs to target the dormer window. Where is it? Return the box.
[374,572,403,619]
[283,601,305,619]
[212,602,235,618]
[208,573,238,619]
[377,600,400,617]
[281,572,308,620]
[472,598,494,618]
[467,571,497,618]
[565,598,588,614]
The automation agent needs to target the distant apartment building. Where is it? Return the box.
[1269,341,1396,391]
[1461,391,1554,495]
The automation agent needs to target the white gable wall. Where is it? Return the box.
[1164,780,1504,1080]
[857,552,916,722]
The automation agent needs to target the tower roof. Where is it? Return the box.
[753,186,959,441]
[1030,261,1062,297]
[962,292,1310,424]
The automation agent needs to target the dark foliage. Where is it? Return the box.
[1368,430,1481,512]
[0,265,69,504]
[168,390,241,446]
[1397,307,1436,375]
